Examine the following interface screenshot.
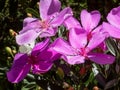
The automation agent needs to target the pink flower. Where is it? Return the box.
[64,9,101,32]
[103,6,120,38]
[16,0,73,45]
[52,28,115,65]
[7,38,61,83]
[64,9,107,51]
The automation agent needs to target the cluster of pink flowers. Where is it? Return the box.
[7,0,120,83]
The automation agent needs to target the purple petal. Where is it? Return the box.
[87,26,106,50]
[80,10,101,31]
[98,42,107,51]
[20,18,40,34]
[88,53,115,64]
[31,38,50,56]
[69,28,87,49]
[107,6,120,29]
[16,30,39,45]
[39,47,61,62]
[52,38,75,56]
[7,53,31,83]
[90,10,101,29]
[40,0,61,20]
[47,0,61,15]
[39,27,57,37]
[62,55,85,65]
[23,17,38,27]
[32,61,53,74]
[51,7,73,27]
[32,47,61,74]
[63,16,81,30]
[103,22,120,38]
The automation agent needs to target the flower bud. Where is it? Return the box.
[5,46,14,58]
[37,2,40,6]
[9,29,17,36]
[27,13,32,17]
[12,50,17,54]
[5,47,12,55]
[93,86,99,90]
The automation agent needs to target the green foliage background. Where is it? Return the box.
[0,0,120,90]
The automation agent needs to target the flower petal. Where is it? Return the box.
[32,61,53,74]
[98,42,107,51]
[88,53,115,64]
[51,7,73,27]
[69,28,87,49]
[39,27,57,37]
[40,0,61,20]
[87,26,106,50]
[7,53,31,83]
[47,0,61,15]
[80,10,100,31]
[52,38,75,56]
[16,30,39,45]
[63,16,81,30]
[103,22,120,38]
[23,17,38,27]
[31,38,50,56]
[32,47,61,74]
[62,55,85,65]
[20,18,40,34]
[90,10,101,29]
[107,6,120,29]
[40,46,61,61]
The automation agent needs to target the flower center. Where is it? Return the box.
[28,55,38,65]
[79,48,87,57]
[40,20,50,29]
[77,47,90,58]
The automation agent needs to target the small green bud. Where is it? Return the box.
[5,47,14,57]
[5,47,12,54]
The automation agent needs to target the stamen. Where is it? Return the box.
[40,20,50,29]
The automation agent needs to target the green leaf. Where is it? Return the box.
[21,82,36,90]
[26,8,39,18]
[84,72,96,87]
[105,38,119,56]
[104,79,118,90]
